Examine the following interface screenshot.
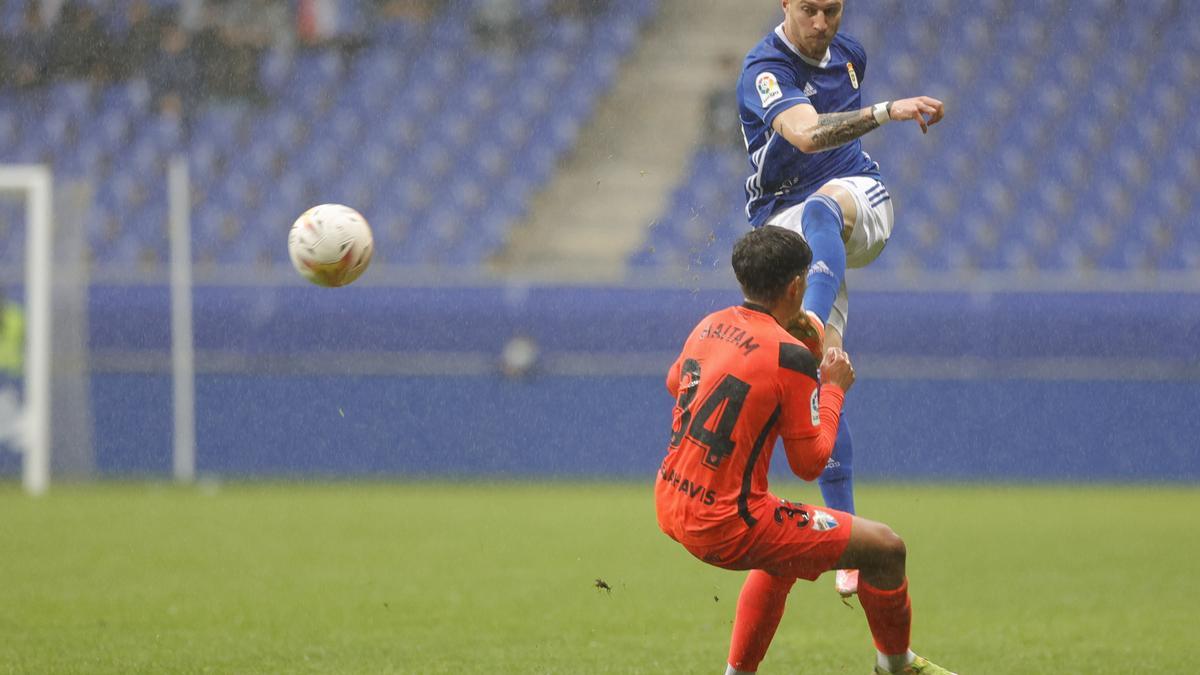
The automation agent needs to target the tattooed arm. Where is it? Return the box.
[772,96,945,153]
[809,108,883,151]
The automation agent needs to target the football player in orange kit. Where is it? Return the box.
[656,225,954,675]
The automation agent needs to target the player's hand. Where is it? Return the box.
[888,96,945,134]
[820,348,855,392]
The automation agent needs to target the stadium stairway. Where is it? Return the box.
[494,0,776,281]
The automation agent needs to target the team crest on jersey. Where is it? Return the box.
[756,72,783,107]
[812,510,840,532]
[846,62,860,90]
[810,388,820,426]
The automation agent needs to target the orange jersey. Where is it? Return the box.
[656,303,845,549]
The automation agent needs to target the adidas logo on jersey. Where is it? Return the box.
[803,81,818,97]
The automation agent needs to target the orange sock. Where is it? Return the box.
[727,570,796,672]
[857,577,912,656]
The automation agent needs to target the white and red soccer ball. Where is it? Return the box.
[287,204,374,287]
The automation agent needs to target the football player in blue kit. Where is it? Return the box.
[738,0,945,598]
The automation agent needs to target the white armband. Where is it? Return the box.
[872,101,891,126]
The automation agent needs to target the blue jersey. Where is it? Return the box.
[739,26,882,226]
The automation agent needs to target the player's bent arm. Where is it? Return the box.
[771,96,945,153]
[781,384,846,481]
[772,103,881,154]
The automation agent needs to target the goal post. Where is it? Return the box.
[168,155,195,483]
[0,165,52,496]
[0,161,192,493]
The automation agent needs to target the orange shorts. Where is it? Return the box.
[679,495,854,581]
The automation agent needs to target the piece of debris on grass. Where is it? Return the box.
[594,578,612,594]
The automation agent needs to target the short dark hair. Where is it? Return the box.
[731,225,812,304]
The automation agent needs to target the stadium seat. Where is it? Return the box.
[0,109,20,153]
[48,80,94,118]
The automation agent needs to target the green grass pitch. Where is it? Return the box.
[1,481,1196,674]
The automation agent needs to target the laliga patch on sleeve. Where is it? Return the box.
[812,509,840,531]
[756,72,783,107]
[810,388,821,426]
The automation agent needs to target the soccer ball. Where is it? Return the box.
[287,204,374,287]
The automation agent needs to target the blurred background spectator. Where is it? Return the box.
[146,21,198,116]
[297,0,369,48]
[373,0,445,23]
[192,0,291,103]
[701,53,745,151]
[2,2,50,89]
[0,0,300,107]
[47,1,112,82]
[551,0,607,18]
[115,1,171,80]
[473,0,524,53]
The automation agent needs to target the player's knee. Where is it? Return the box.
[878,527,906,569]
[814,184,856,237]
[864,522,906,573]
[815,183,851,201]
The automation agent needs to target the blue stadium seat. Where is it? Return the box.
[373,16,421,45]
[39,108,73,146]
[48,80,95,118]
[107,78,153,118]
[91,106,133,149]
[0,1,21,35]
[147,113,185,152]
[101,233,145,267]
[59,137,107,178]
[0,109,19,153]
[258,47,294,95]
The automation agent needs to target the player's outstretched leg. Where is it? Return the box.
[798,194,847,325]
[799,189,861,597]
[837,517,958,675]
[725,570,796,674]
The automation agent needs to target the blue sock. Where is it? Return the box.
[798,195,846,325]
[818,413,855,514]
